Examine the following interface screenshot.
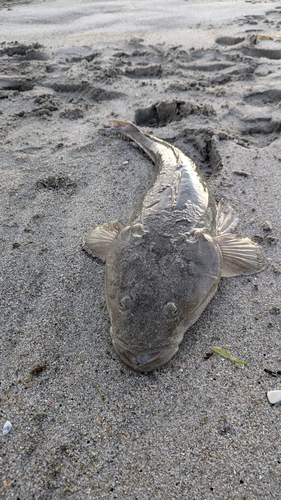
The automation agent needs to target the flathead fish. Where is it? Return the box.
[84,120,266,372]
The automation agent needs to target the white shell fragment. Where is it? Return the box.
[267,390,281,404]
[2,420,12,435]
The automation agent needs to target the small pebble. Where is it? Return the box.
[269,306,280,316]
[2,421,12,435]
[267,390,281,404]
[261,220,272,231]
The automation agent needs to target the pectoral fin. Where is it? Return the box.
[83,220,124,262]
[214,233,267,277]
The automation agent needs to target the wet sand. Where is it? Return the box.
[1,1,281,498]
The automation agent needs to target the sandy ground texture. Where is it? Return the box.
[1,0,281,498]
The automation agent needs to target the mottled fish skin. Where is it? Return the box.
[83,121,267,372]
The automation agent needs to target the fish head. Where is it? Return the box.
[105,224,222,372]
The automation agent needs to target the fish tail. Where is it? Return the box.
[108,120,158,163]
[108,120,138,137]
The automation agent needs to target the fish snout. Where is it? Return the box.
[112,339,178,372]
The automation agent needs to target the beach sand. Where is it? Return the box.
[1,1,281,498]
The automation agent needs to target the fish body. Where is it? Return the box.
[84,121,266,372]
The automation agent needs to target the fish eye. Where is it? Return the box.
[119,295,132,312]
[164,302,178,319]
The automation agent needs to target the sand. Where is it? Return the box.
[1,1,281,498]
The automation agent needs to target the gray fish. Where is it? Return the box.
[83,120,266,372]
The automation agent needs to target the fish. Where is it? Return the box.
[83,120,266,372]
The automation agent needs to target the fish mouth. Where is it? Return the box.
[112,339,178,372]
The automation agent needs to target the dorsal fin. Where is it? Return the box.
[216,200,239,235]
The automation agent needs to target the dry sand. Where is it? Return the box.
[1,1,281,498]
